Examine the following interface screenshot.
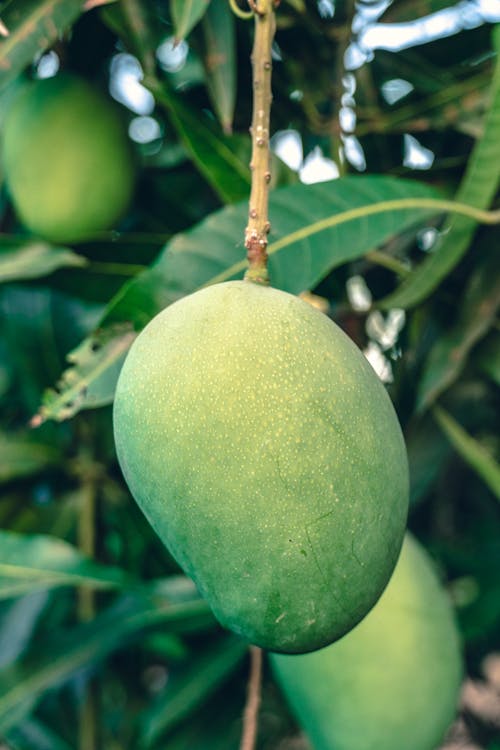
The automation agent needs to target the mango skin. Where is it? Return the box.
[113,281,409,653]
[1,74,135,243]
[271,534,463,750]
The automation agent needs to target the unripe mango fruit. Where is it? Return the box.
[113,281,409,653]
[271,533,463,750]
[1,74,134,243]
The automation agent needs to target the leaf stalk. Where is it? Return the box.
[228,0,254,19]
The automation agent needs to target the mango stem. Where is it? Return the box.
[240,646,264,750]
[243,0,276,286]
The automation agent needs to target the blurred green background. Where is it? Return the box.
[0,0,499,748]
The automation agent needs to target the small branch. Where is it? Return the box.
[79,688,98,750]
[77,478,97,622]
[0,18,9,37]
[244,1,277,285]
[240,646,263,750]
[76,435,99,750]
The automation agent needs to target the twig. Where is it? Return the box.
[76,437,99,750]
[79,687,99,750]
[244,0,276,285]
[0,18,9,37]
[240,646,263,750]
[78,478,97,622]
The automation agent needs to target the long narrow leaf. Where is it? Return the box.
[33,176,445,423]
[433,405,500,499]
[417,247,500,411]
[200,0,236,133]
[0,531,129,599]
[0,433,60,482]
[120,0,157,76]
[6,718,74,750]
[92,192,500,330]
[140,636,246,746]
[35,187,500,426]
[0,0,84,92]
[35,176,500,426]
[170,0,210,43]
[0,592,48,668]
[477,333,500,387]
[0,241,87,283]
[145,76,250,204]
[0,581,213,733]
[32,323,137,426]
[380,24,500,310]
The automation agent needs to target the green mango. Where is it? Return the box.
[271,533,463,750]
[1,74,135,243]
[113,281,409,653]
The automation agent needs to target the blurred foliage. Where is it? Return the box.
[0,0,499,748]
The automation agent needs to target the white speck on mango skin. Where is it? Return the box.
[113,280,409,654]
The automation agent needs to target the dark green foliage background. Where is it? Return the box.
[0,1,499,748]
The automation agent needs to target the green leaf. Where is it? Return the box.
[406,415,452,506]
[433,405,500,499]
[417,247,500,411]
[0,241,87,283]
[119,0,158,77]
[477,333,500,387]
[0,698,36,740]
[0,531,129,599]
[0,580,213,734]
[145,76,250,204]
[36,176,447,422]
[200,0,236,134]
[32,323,137,425]
[158,688,244,750]
[6,718,74,750]
[0,592,48,668]
[140,636,246,746]
[380,24,500,310]
[0,0,84,92]
[105,176,444,326]
[170,0,211,42]
[0,434,60,482]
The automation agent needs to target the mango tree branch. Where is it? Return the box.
[76,433,99,750]
[239,646,264,750]
[244,0,276,285]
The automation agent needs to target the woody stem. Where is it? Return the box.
[244,0,276,285]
